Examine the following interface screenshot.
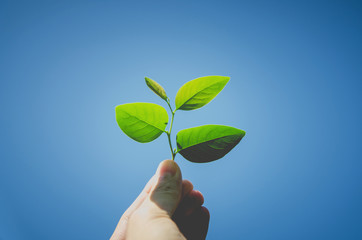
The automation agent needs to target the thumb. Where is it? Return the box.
[148,160,182,216]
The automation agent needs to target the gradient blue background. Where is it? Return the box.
[1,1,361,239]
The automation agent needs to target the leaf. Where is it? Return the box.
[145,77,168,100]
[175,76,230,111]
[115,103,168,143]
[176,125,245,163]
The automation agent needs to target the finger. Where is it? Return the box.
[147,160,182,216]
[173,189,205,221]
[189,190,204,206]
[185,190,204,216]
[176,206,210,240]
[181,180,193,199]
[198,206,210,240]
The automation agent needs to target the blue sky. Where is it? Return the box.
[1,1,361,239]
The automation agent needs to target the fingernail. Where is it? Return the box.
[159,160,177,177]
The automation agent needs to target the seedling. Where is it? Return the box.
[115,76,245,163]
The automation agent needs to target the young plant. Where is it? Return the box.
[115,76,245,163]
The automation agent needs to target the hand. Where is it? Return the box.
[110,160,210,240]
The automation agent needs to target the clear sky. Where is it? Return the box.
[1,1,361,239]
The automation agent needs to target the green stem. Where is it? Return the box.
[166,98,177,160]
[166,98,173,113]
[167,132,175,160]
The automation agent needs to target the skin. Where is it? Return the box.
[110,160,210,240]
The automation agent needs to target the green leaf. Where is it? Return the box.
[115,103,168,143]
[176,125,245,163]
[145,77,168,100]
[175,76,230,111]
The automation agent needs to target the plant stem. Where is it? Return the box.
[166,132,175,160]
[166,98,176,160]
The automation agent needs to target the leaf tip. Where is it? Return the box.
[221,75,230,83]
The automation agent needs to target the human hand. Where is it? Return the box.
[110,160,210,240]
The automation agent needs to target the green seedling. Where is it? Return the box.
[115,76,246,163]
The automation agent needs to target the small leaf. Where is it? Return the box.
[175,76,230,111]
[176,125,245,163]
[115,103,168,143]
[145,77,168,100]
